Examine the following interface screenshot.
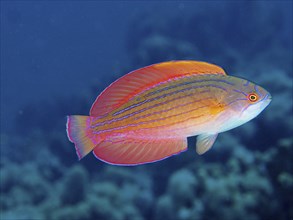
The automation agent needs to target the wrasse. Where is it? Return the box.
[66,61,271,165]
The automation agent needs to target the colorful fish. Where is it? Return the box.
[66,61,271,165]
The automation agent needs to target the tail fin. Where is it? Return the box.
[66,115,96,160]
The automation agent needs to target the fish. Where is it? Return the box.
[66,60,271,166]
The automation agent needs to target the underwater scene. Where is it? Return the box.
[1,1,292,220]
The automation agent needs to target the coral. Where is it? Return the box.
[167,169,197,206]
[260,138,293,220]
[0,161,50,209]
[1,206,45,220]
[155,169,203,220]
[0,159,147,220]
[155,144,277,220]
[60,165,88,205]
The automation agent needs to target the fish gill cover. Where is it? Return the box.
[0,1,292,220]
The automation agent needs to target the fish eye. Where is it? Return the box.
[247,93,258,102]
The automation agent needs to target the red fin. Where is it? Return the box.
[66,115,99,159]
[93,136,188,165]
[90,60,226,116]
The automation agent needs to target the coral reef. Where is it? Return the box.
[0,157,149,220]
[154,138,290,220]
[2,137,291,219]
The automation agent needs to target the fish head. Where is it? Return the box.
[217,76,272,132]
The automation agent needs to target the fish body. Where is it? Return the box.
[66,61,271,165]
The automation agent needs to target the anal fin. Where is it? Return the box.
[93,136,187,165]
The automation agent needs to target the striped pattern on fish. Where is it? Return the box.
[91,75,231,135]
[66,60,271,165]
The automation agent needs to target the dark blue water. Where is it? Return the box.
[1,2,292,220]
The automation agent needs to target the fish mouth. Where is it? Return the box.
[263,93,272,103]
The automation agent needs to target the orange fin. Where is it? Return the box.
[66,115,99,160]
[90,60,226,116]
[92,136,188,165]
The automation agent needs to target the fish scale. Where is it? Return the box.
[92,75,230,132]
[66,60,271,165]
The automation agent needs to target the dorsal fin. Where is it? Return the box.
[90,60,226,116]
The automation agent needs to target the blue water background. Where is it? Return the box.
[1,1,292,220]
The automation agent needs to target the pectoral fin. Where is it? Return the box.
[196,133,218,155]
